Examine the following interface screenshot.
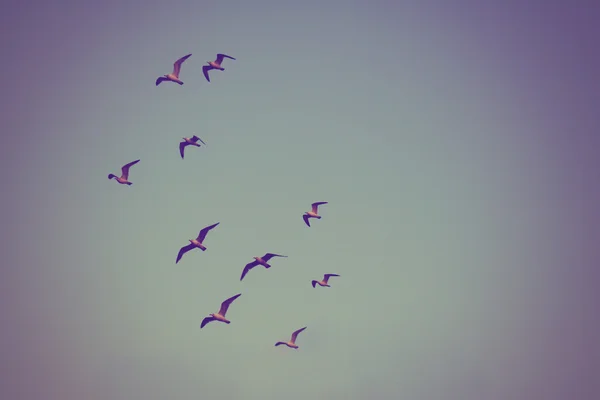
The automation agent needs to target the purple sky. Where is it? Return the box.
[1,1,598,399]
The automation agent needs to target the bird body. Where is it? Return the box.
[200,293,242,329]
[303,201,328,227]
[202,53,236,82]
[108,159,140,185]
[208,61,225,70]
[240,253,287,281]
[275,327,307,349]
[311,273,340,288]
[156,54,192,86]
[189,239,206,251]
[176,222,220,264]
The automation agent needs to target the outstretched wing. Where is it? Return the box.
[215,53,236,64]
[219,293,242,316]
[197,222,220,242]
[202,65,213,82]
[262,253,287,262]
[179,142,188,159]
[311,280,318,288]
[173,53,192,77]
[200,316,215,329]
[303,214,311,227]
[291,327,307,343]
[191,135,206,145]
[176,243,195,264]
[240,260,259,281]
[323,273,340,283]
[274,342,286,347]
[311,201,328,213]
[121,159,140,179]
[155,76,167,86]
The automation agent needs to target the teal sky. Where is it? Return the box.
[1,1,598,399]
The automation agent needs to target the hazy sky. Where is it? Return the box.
[1,1,598,399]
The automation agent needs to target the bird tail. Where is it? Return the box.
[108,174,116,180]
[126,182,133,186]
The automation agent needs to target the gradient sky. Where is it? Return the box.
[1,1,599,399]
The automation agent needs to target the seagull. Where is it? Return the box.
[240,253,287,281]
[200,293,242,329]
[202,53,236,82]
[275,327,307,349]
[175,223,220,264]
[303,201,328,227]
[156,53,192,86]
[179,135,206,159]
[108,159,140,185]
[312,274,340,288]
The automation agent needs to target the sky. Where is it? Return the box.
[1,1,599,399]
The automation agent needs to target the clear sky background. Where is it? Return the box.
[1,1,598,399]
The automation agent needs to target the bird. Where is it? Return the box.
[200,293,242,329]
[275,327,307,349]
[156,53,192,86]
[202,53,236,82]
[240,253,287,281]
[312,273,340,288]
[179,135,206,159]
[175,223,220,264]
[108,159,140,185]
[303,201,328,227]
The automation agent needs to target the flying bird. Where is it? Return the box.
[156,53,192,86]
[202,53,236,82]
[108,159,140,185]
[312,273,340,288]
[179,135,206,159]
[200,293,242,329]
[275,327,307,349]
[175,223,220,264]
[240,253,287,281]
[303,201,328,227]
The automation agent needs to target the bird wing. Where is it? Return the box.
[311,201,328,213]
[311,280,318,288]
[274,342,287,347]
[302,214,311,227]
[121,159,140,179]
[219,293,241,316]
[240,260,259,281]
[262,253,286,262]
[155,76,166,86]
[202,65,213,82]
[215,53,235,64]
[197,222,219,242]
[173,53,192,77]
[200,316,216,329]
[176,243,195,264]
[291,327,307,343]
[179,142,188,159]
[323,273,340,283]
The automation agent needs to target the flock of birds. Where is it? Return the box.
[107,52,341,350]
